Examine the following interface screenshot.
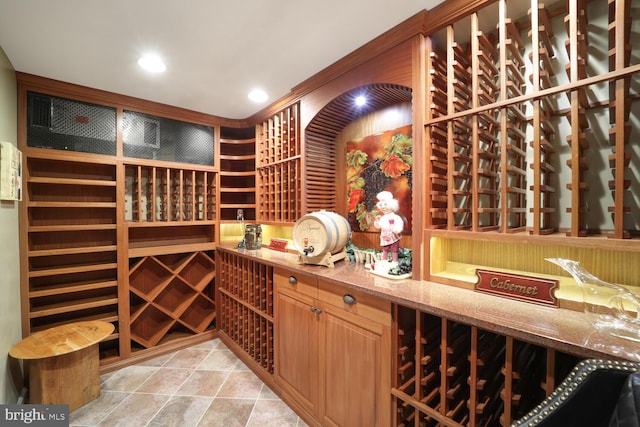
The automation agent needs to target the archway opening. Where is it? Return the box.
[304,83,413,217]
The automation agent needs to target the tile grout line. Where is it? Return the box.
[70,339,307,426]
[243,384,264,427]
[193,348,227,427]
[143,351,203,427]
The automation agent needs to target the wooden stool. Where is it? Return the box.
[9,320,114,412]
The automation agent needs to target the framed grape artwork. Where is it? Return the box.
[346,124,412,233]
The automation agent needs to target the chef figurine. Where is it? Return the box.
[374,191,404,263]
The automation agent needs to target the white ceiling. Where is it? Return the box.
[0,0,445,119]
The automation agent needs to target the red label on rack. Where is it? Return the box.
[268,238,289,252]
[475,269,559,307]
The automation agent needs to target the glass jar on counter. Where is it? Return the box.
[244,224,262,250]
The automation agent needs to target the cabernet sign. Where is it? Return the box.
[475,269,559,307]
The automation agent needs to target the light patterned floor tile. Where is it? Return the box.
[69,339,306,426]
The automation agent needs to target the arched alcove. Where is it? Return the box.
[304,83,413,216]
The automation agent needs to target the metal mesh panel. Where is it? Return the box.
[123,111,214,166]
[27,92,117,155]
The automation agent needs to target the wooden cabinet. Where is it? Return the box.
[320,294,391,427]
[274,267,392,427]
[274,269,320,416]
[275,285,320,416]
[215,249,636,427]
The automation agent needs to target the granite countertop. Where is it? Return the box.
[218,245,640,363]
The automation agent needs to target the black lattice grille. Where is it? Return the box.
[27,92,117,155]
[123,111,214,166]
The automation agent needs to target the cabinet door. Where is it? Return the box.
[320,305,391,427]
[274,290,320,416]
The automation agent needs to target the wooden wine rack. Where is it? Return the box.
[608,0,633,239]
[23,153,120,361]
[529,3,559,235]
[427,40,449,230]
[219,127,256,222]
[472,15,500,231]
[424,0,639,240]
[449,32,473,231]
[502,16,528,233]
[125,164,216,222]
[19,78,223,364]
[563,0,589,237]
[216,250,274,373]
[128,251,215,349]
[257,103,300,166]
[391,305,582,427]
[256,103,302,223]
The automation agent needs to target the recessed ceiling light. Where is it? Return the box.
[355,95,367,107]
[138,54,166,73]
[248,89,268,103]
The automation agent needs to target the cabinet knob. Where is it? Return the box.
[311,306,323,315]
[343,294,356,305]
[288,276,297,285]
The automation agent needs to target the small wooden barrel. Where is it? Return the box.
[293,211,351,257]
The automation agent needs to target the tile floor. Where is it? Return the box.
[70,338,308,427]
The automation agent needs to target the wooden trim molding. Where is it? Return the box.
[423,0,495,35]
[248,0,498,123]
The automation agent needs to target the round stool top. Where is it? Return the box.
[9,320,114,359]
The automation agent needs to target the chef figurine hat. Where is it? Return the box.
[376,191,399,212]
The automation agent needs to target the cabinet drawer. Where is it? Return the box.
[318,280,391,326]
[274,268,318,299]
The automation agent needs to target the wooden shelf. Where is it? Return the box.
[28,262,117,277]
[127,220,216,228]
[127,223,215,253]
[30,310,119,334]
[28,201,116,208]
[23,153,119,357]
[29,280,118,298]
[220,187,256,193]
[220,155,255,165]
[219,169,253,176]
[28,224,117,232]
[219,202,256,208]
[26,156,117,181]
[219,127,256,222]
[30,294,119,318]
[28,245,117,257]
[128,242,216,258]
[27,176,117,187]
